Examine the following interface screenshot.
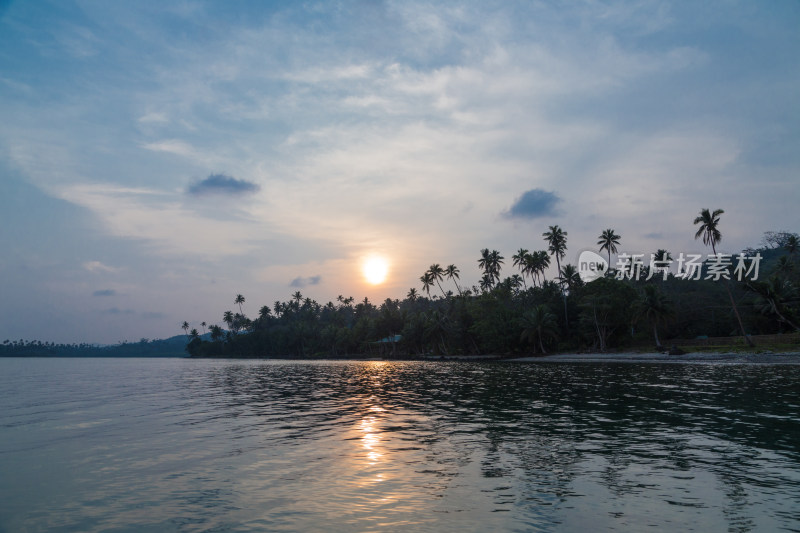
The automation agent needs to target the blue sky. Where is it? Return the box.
[1,0,798,344]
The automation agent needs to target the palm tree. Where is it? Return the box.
[527,250,551,285]
[200,321,207,334]
[189,328,200,341]
[489,250,504,285]
[693,208,724,254]
[543,225,568,278]
[181,321,190,338]
[234,294,246,315]
[510,274,524,293]
[559,264,582,292]
[512,249,530,289]
[479,274,493,293]
[747,277,800,331]
[520,304,560,354]
[544,225,569,327]
[478,248,493,287]
[427,264,448,297]
[445,264,462,295]
[633,284,674,349]
[223,310,234,331]
[693,208,752,346]
[407,288,419,301]
[209,324,223,341]
[420,271,434,296]
[259,306,272,320]
[597,228,621,267]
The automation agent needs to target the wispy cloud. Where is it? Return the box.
[289,275,322,288]
[503,189,562,220]
[102,307,134,315]
[84,261,119,273]
[187,173,260,196]
[92,289,116,297]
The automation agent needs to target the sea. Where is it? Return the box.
[1,358,799,532]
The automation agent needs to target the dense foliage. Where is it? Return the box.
[186,228,800,358]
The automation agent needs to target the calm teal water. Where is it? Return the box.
[1,358,799,532]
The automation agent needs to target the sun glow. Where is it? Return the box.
[362,256,389,285]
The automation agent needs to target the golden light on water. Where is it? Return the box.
[362,256,389,285]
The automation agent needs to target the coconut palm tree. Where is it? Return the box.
[559,264,582,292]
[693,208,724,254]
[692,208,752,346]
[489,250,504,285]
[747,277,800,331]
[181,321,190,338]
[512,249,530,288]
[597,228,621,267]
[479,274,493,293]
[520,304,560,354]
[209,324,223,342]
[420,271,434,296]
[510,274,524,293]
[633,284,674,349]
[200,321,207,334]
[223,311,234,330]
[445,264,462,295]
[543,225,568,278]
[235,294,245,315]
[407,288,419,301]
[528,250,551,285]
[427,264,448,297]
[478,248,494,287]
[544,226,569,327]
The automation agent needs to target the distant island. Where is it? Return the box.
[0,335,194,358]
[182,211,800,359]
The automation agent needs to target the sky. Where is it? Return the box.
[1,0,799,344]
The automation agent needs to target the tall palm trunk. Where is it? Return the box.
[712,242,753,347]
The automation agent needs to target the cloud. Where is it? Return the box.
[289,275,322,288]
[503,189,562,220]
[92,289,116,297]
[187,173,260,196]
[84,260,119,273]
[102,307,134,315]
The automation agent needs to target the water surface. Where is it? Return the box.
[1,358,799,532]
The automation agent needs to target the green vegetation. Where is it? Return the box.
[0,337,191,358]
[184,213,800,358]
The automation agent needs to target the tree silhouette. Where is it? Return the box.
[445,264,462,295]
[597,228,621,267]
[693,208,752,346]
[427,264,448,298]
[633,284,673,348]
[235,294,246,315]
[520,305,559,354]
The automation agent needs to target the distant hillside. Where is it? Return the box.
[1,334,216,358]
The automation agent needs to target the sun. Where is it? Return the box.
[362,256,389,285]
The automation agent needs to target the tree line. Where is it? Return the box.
[184,209,799,358]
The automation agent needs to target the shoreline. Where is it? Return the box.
[507,350,800,364]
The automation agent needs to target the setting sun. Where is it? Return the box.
[362,256,389,285]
